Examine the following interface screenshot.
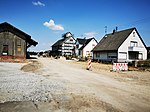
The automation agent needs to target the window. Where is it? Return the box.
[139,53,143,60]
[2,45,8,55]
[17,45,21,54]
[17,39,21,55]
[133,32,135,37]
[108,56,117,59]
[79,50,81,55]
[96,52,100,58]
[92,44,95,48]
[130,41,138,47]
[119,52,127,59]
[129,52,138,59]
[86,51,90,56]
[76,44,79,49]
[70,39,73,41]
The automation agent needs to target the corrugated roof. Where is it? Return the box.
[93,28,135,51]
[0,22,38,46]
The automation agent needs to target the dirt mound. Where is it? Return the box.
[0,93,122,112]
[21,61,41,72]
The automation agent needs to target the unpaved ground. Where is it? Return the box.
[62,60,150,86]
[0,58,150,112]
[21,60,41,72]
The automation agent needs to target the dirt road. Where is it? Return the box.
[0,58,150,112]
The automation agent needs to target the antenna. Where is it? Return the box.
[116,26,118,32]
[105,26,107,34]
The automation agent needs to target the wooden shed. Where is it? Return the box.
[0,22,38,61]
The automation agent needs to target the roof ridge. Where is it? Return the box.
[93,27,136,51]
[0,22,31,38]
[106,27,135,35]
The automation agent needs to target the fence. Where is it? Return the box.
[113,63,128,71]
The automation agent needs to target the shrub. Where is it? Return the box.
[137,60,150,67]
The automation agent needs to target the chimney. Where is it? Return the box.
[112,29,115,34]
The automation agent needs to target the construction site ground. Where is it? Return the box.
[0,57,150,112]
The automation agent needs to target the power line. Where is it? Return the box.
[105,16,150,32]
[118,16,150,27]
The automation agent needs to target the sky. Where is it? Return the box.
[0,0,150,51]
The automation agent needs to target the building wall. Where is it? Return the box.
[82,39,97,57]
[75,41,83,56]
[118,29,147,62]
[0,32,26,60]
[52,46,59,51]
[62,36,76,56]
[93,51,117,62]
[93,52,106,60]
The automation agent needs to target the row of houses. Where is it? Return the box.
[52,28,148,63]
[51,32,98,58]
[0,22,149,63]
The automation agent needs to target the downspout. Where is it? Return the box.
[117,50,118,62]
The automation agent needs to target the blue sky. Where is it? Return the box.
[0,0,150,51]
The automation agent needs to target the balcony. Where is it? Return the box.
[128,46,144,51]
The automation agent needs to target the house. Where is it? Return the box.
[93,28,147,63]
[51,32,76,56]
[0,22,38,61]
[75,37,98,58]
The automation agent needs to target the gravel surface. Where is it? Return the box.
[0,62,66,103]
[0,58,150,112]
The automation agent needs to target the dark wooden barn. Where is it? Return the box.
[0,22,38,61]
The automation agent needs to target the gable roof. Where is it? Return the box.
[79,37,97,50]
[62,32,73,38]
[52,38,65,47]
[76,38,87,44]
[147,47,150,51]
[93,28,136,51]
[0,22,38,46]
[52,32,75,47]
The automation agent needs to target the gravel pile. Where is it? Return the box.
[0,62,66,103]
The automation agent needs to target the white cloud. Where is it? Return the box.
[32,1,45,6]
[84,32,98,37]
[43,19,64,31]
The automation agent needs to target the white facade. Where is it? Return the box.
[75,41,83,56]
[52,32,76,56]
[62,36,76,56]
[118,29,147,62]
[80,39,97,57]
[94,29,147,62]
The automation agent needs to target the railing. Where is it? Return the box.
[128,46,144,51]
